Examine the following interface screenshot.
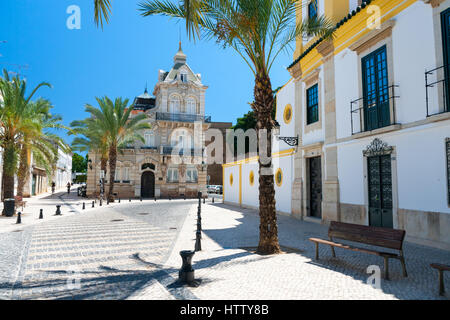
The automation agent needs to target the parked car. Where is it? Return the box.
[215,185,223,194]
[207,185,216,193]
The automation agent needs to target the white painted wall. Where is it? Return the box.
[392,1,437,123]
[224,165,240,204]
[241,162,260,208]
[338,121,450,214]
[335,48,359,139]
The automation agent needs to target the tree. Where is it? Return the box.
[0,69,51,207]
[72,153,88,173]
[74,97,150,202]
[16,98,69,198]
[93,0,334,254]
[70,118,110,184]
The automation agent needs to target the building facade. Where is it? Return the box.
[224,0,450,250]
[86,44,210,199]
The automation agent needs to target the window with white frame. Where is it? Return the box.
[186,97,196,114]
[114,168,121,181]
[180,72,188,83]
[167,168,179,182]
[171,129,192,149]
[144,132,155,147]
[123,167,130,182]
[186,167,198,183]
[170,95,181,113]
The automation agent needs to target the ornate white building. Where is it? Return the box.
[87,44,210,199]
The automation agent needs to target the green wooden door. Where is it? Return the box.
[368,155,393,228]
[442,8,450,111]
[362,46,390,131]
[309,157,322,218]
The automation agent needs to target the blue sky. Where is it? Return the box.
[1,0,294,147]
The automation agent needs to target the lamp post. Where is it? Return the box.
[273,121,299,147]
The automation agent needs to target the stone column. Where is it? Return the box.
[318,40,340,223]
[290,65,304,219]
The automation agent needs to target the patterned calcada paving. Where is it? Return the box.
[11,210,181,300]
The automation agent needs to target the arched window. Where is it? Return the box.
[169,95,181,113]
[186,97,196,114]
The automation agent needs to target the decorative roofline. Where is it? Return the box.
[288,0,374,70]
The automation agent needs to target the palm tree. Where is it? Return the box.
[79,97,150,202]
[16,99,70,198]
[92,0,334,254]
[70,118,110,198]
[0,70,50,209]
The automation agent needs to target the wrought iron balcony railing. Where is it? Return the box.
[425,65,449,117]
[350,85,400,135]
[156,112,211,123]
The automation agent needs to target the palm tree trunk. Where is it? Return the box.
[107,146,117,202]
[2,142,17,215]
[254,72,281,255]
[16,145,29,198]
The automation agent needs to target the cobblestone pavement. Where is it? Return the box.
[148,202,450,300]
[1,197,449,300]
[0,200,197,300]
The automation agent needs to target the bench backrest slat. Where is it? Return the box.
[328,221,405,251]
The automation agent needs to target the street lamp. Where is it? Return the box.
[273,120,299,147]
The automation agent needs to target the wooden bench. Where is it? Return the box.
[14,196,26,211]
[309,221,407,280]
[430,263,450,296]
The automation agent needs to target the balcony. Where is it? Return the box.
[161,146,204,156]
[350,85,400,135]
[425,65,449,117]
[156,112,211,123]
[140,146,158,151]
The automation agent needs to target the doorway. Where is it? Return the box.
[308,156,322,218]
[141,171,155,198]
[367,155,393,228]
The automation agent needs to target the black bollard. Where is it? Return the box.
[39,209,43,219]
[92,201,95,208]
[184,195,186,201]
[100,199,103,206]
[203,197,205,204]
[212,197,215,203]
[107,199,109,205]
[154,197,156,202]
[129,198,131,202]
[82,202,85,210]
[195,230,202,251]
[16,211,21,224]
[140,196,142,202]
[119,198,121,203]
[56,205,61,216]
[179,250,195,284]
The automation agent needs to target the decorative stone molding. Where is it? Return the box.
[349,19,396,54]
[316,39,334,59]
[362,138,394,157]
[422,0,445,8]
[288,62,302,80]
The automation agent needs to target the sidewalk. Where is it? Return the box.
[134,202,450,300]
[0,186,118,233]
